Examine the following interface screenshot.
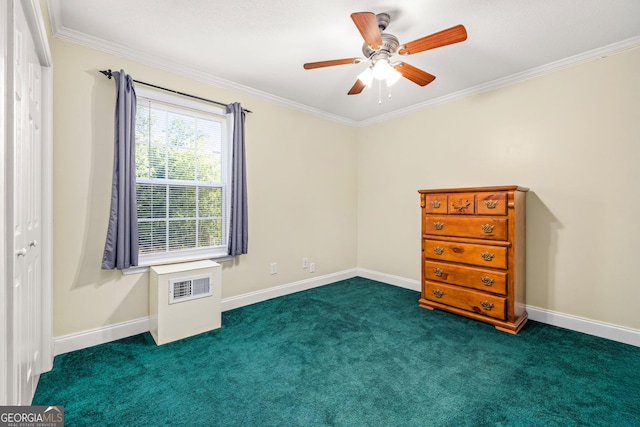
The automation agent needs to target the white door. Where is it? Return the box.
[11,0,43,405]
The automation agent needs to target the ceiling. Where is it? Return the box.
[47,0,640,126]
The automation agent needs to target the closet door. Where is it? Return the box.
[0,0,7,406]
[10,0,43,405]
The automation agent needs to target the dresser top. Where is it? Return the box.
[418,185,529,194]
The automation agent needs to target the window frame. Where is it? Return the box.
[134,86,232,267]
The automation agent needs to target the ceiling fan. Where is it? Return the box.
[303,12,467,96]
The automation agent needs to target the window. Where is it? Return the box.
[134,87,231,265]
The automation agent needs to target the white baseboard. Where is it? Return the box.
[54,317,150,356]
[53,268,638,355]
[357,268,421,291]
[53,269,358,355]
[526,306,640,347]
[220,268,358,311]
[357,268,639,347]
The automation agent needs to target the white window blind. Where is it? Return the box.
[134,87,231,265]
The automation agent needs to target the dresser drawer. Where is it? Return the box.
[425,261,508,294]
[424,239,508,269]
[424,194,448,214]
[477,192,508,215]
[448,193,476,215]
[424,281,507,320]
[424,215,508,240]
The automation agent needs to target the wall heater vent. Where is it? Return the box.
[149,260,222,345]
[169,275,212,304]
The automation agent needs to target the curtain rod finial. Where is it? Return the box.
[100,69,113,79]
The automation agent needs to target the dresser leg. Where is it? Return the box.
[494,325,518,335]
[494,312,528,334]
[419,299,435,310]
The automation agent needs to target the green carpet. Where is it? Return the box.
[33,277,640,426]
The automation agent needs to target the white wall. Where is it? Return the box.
[357,47,640,330]
[50,38,358,337]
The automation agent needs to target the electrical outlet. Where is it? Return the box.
[302,258,309,269]
[270,262,278,275]
[309,262,315,273]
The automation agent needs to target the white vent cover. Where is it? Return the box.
[169,275,212,304]
[150,260,221,345]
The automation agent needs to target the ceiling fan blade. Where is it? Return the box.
[393,63,436,86]
[303,58,361,69]
[348,79,366,95]
[398,24,467,55]
[351,12,382,49]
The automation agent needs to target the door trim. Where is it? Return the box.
[0,0,52,405]
[0,0,8,406]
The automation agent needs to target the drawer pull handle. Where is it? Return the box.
[433,222,444,230]
[430,200,441,208]
[480,301,494,311]
[480,252,494,261]
[481,224,494,233]
[480,276,495,286]
[432,289,444,298]
[433,247,445,255]
[452,199,471,213]
[433,268,444,277]
[484,200,498,209]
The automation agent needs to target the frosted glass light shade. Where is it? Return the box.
[386,67,402,86]
[357,68,374,87]
[372,60,392,80]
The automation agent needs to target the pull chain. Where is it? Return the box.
[376,81,393,104]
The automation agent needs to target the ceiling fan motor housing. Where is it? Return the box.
[362,33,400,59]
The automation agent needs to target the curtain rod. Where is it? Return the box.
[99,69,252,113]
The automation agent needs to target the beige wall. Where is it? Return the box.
[51,38,358,337]
[357,47,640,330]
[50,30,639,337]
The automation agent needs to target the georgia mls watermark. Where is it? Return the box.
[0,406,64,427]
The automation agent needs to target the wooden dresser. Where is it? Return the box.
[418,186,528,334]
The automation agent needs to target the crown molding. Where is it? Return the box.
[47,0,640,128]
[46,0,358,127]
[358,36,640,127]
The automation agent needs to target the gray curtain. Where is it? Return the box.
[102,70,138,269]
[227,102,248,255]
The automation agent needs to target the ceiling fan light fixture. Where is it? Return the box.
[357,67,374,87]
[386,67,402,86]
[371,59,392,80]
